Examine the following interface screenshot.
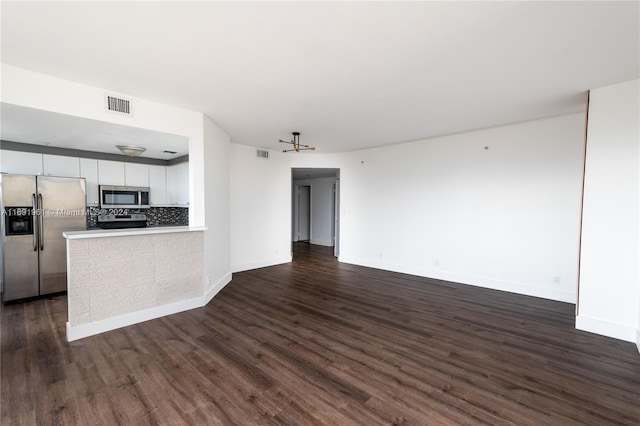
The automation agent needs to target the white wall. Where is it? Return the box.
[339,113,585,303]
[232,116,585,304]
[202,115,232,301]
[230,144,292,271]
[577,79,639,343]
[293,177,336,246]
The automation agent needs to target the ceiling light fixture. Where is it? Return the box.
[279,132,315,153]
[116,145,146,157]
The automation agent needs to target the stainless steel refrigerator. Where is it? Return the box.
[1,174,86,302]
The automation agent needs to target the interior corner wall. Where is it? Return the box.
[230,144,292,272]
[202,115,232,299]
[577,79,639,343]
[339,113,586,303]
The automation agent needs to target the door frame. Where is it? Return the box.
[296,185,311,242]
[291,168,341,257]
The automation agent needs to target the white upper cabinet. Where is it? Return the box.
[43,154,80,177]
[80,159,99,205]
[97,160,125,186]
[124,163,149,187]
[166,162,189,206]
[0,151,43,175]
[166,164,179,205]
[176,162,189,206]
[1,149,189,209]
[148,165,168,206]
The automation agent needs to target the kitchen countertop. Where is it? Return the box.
[63,225,207,239]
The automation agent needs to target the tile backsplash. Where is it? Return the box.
[146,207,189,226]
[87,207,189,228]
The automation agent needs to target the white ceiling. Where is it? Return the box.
[1,2,638,154]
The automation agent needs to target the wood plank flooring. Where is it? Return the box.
[2,242,640,425]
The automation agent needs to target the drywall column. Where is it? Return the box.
[577,79,639,343]
[202,115,232,300]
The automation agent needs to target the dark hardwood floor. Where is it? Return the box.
[2,242,640,425]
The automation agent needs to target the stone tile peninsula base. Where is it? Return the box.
[63,226,210,341]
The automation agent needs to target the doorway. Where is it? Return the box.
[291,168,340,257]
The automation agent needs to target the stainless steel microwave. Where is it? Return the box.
[99,185,150,209]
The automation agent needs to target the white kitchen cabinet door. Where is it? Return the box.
[148,165,168,206]
[80,159,99,205]
[166,162,189,206]
[176,162,189,206]
[166,164,179,205]
[0,151,43,175]
[43,154,80,177]
[98,160,125,186]
[124,163,149,187]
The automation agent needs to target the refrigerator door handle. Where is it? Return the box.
[32,193,38,251]
[38,193,44,251]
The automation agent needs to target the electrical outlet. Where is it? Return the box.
[554,276,561,284]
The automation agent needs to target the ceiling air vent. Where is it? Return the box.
[106,95,131,115]
[256,149,269,159]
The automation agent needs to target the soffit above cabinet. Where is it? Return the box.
[0,103,189,161]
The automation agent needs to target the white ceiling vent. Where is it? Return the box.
[256,149,269,159]
[105,95,131,115]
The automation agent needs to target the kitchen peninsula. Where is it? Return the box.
[63,225,207,341]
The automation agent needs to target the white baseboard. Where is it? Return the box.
[66,296,204,342]
[575,315,637,343]
[231,255,292,273]
[67,271,234,342]
[310,239,333,247]
[205,272,232,304]
[339,256,576,303]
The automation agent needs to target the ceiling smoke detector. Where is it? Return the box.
[116,145,146,157]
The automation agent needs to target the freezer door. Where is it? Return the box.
[1,174,39,301]
[2,234,39,301]
[1,174,37,205]
[37,176,86,295]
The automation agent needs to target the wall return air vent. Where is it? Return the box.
[106,95,131,115]
[256,149,269,159]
